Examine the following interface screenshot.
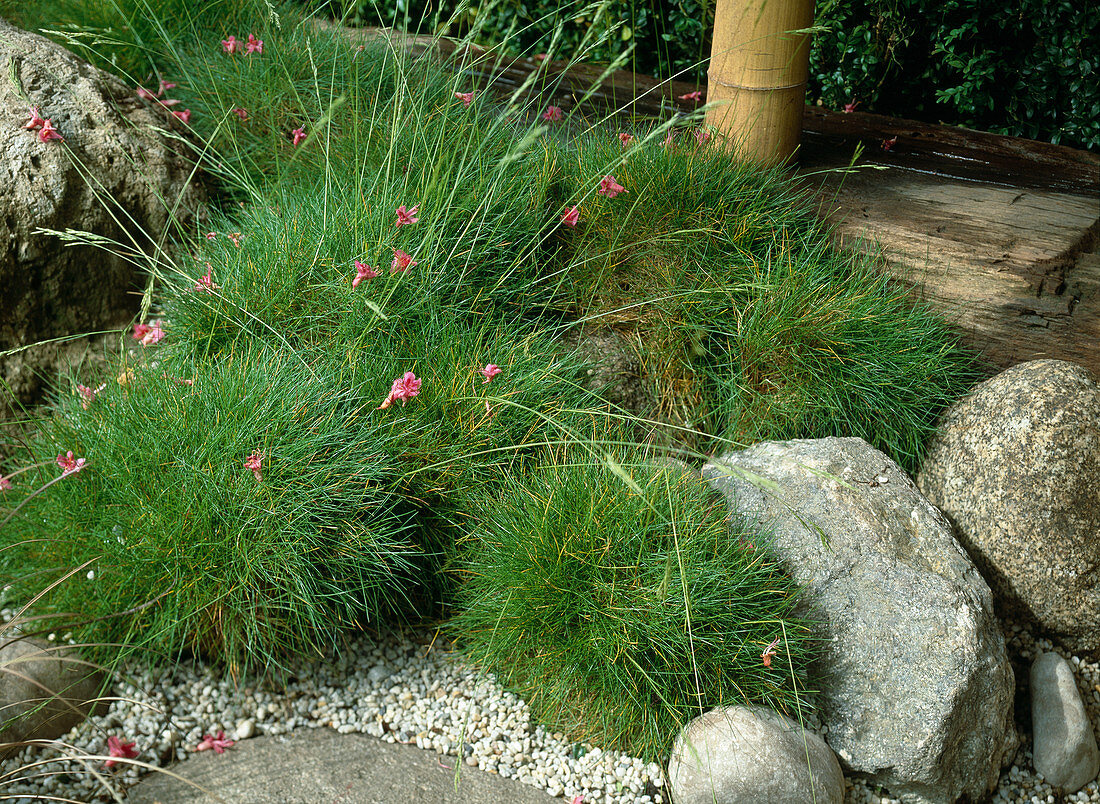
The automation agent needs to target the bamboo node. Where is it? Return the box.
[706,73,807,92]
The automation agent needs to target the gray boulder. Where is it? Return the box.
[917,360,1100,657]
[667,705,844,804]
[0,636,108,754]
[704,436,1018,804]
[0,18,204,418]
[1030,652,1099,792]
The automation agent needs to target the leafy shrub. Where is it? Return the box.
[449,455,814,759]
[309,0,1099,150]
[810,0,1099,149]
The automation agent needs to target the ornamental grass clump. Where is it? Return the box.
[0,346,423,677]
[450,455,814,760]
[545,128,983,471]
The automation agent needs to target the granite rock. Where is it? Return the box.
[917,360,1100,656]
[704,436,1018,804]
[667,705,844,804]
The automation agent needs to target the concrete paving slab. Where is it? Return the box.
[127,728,562,804]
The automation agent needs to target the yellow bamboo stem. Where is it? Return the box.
[706,0,815,166]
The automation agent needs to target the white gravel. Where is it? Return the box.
[0,615,1097,803]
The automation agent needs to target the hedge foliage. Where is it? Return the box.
[315,0,1098,150]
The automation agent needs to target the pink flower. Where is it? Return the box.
[597,175,625,198]
[571,797,586,804]
[194,265,220,292]
[678,90,703,102]
[561,205,580,227]
[105,736,138,769]
[140,320,165,345]
[0,476,12,491]
[206,232,218,240]
[77,384,97,409]
[454,91,474,108]
[245,33,264,54]
[227,232,242,247]
[352,260,379,287]
[233,107,248,121]
[377,371,421,409]
[618,132,634,147]
[542,105,564,122]
[136,86,157,101]
[694,128,711,145]
[244,449,263,481]
[761,636,780,669]
[395,205,419,227]
[56,451,87,477]
[661,129,676,148]
[157,97,181,107]
[158,80,177,96]
[222,35,240,54]
[196,731,235,754]
[881,135,898,152]
[172,109,192,124]
[23,106,45,130]
[390,249,417,273]
[132,323,151,341]
[38,119,64,142]
[479,364,501,384]
[291,126,307,146]
[842,100,859,113]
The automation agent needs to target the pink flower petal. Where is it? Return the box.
[38,119,64,142]
[378,371,421,408]
[352,260,379,287]
[479,364,501,383]
[105,735,138,769]
[561,206,580,227]
[56,450,87,476]
[395,205,419,227]
[390,249,417,273]
[454,91,474,108]
[597,175,625,198]
[23,106,45,130]
[244,449,263,481]
[541,105,563,122]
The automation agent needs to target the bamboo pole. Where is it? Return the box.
[706,0,815,166]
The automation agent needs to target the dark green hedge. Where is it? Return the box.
[314,0,1097,150]
[810,0,1098,150]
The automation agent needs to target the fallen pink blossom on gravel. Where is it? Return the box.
[196,731,235,754]
[105,736,138,769]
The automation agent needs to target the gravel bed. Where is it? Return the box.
[0,616,1097,803]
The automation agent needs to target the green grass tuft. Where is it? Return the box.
[449,454,815,760]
